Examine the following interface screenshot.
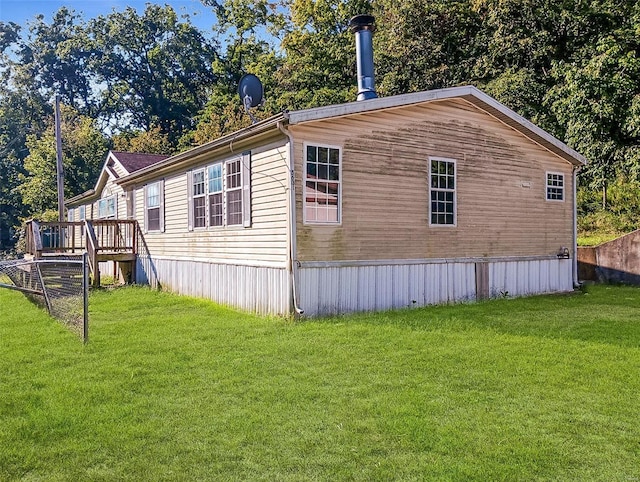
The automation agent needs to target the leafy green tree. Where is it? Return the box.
[548,32,640,207]
[15,9,101,118]
[88,5,218,146]
[0,22,50,249]
[18,105,108,218]
[112,127,173,155]
[272,0,370,109]
[375,0,481,95]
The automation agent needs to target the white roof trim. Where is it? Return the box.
[285,85,586,166]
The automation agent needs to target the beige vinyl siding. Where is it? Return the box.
[135,142,289,266]
[110,160,128,178]
[291,98,575,262]
[93,176,125,219]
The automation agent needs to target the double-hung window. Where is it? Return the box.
[208,163,223,227]
[98,195,116,219]
[189,153,251,230]
[192,169,207,228]
[226,159,243,226]
[429,157,456,226]
[144,180,164,232]
[546,172,564,201]
[304,144,341,224]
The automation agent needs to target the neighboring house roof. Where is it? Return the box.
[110,85,589,190]
[66,150,169,206]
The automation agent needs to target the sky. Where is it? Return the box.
[0,0,218,33]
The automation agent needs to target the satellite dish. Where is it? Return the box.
[238,74,264,110]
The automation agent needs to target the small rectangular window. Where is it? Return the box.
[146,181,162,231]
[546,172,564,201]
[79,205,85,221]
[304,144,341,224]
[67,208,74,222]
[429,158,456,226]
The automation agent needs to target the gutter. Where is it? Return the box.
[117,114,285,187]
[277,121,304,316]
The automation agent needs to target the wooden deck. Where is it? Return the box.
[24,219,140,286]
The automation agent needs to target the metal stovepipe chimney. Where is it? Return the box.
[349,14,377,101]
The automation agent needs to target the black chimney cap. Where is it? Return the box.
[349,14,375,33]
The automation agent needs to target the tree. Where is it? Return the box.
[15,9,102,119]
[548,33,640,207]
[89,5,219,146]
[272,0,371,110]
[181,0,283,146]
[0,21,50,249]
[112,127,173,155]
[375,0,481,95]
[18,105,108,218]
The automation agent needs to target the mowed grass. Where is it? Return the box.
[1,285,639,481]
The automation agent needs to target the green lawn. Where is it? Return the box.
[1,285,639,481]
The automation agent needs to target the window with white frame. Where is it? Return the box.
[304,144,341,224]
[79,205,85,221]
[429,157,456,226]
[226,158,243,226]
[145,181,164,232]
[98,195,116,219]
[192,169,206,228]
[546,172,564,201]
[208,163,223,227]
[188,153,250,230]
[67,208,74,222]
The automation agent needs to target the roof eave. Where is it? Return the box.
[117,114,286,187]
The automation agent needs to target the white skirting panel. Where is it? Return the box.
[297,257,574,317]
[489,258,573,298]
[136,256,290,316]
[298,262,477,317]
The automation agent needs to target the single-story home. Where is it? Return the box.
[67,85,587,316]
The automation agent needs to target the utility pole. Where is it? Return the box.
[54,95,64,222]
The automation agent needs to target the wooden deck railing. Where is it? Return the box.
[25,219,138,258]
[25,220,85,257]
[25,219,139,287]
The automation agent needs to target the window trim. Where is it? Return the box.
[303,142,342,226]
[187,152,251,231]
[545,171,565,202]
[144,180,164,233]
[208,162,224,227]
[192,168,207,229]
[97,195,117,219]
[225,158,243,226]
[428,156,457,227]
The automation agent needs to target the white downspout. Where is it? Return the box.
[278,121,304,316]
[573,166,580,288]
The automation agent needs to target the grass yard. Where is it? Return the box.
[1,285,639,481]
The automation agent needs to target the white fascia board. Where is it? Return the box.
[285,85,476,124]
[467,88,587,166]
[107,151,132,176]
